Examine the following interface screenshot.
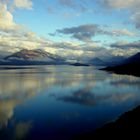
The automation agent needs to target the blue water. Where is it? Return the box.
[0,65,140,140]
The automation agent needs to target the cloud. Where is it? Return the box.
[55,24,104,42]
[102,0,140,9]
[0,0,139,61]
[109,40,140,57]
[58,0,76,8]
[58,0,87,12]
[46,0,89,16]
[132,11,140,28]
[101,0,140,28]
[40,40,113,62]
[102,0,138,9]
[0,33,46,52]
[57,0,140,28]
[43,41,95,60]
[53,24,136,42]
[111,40,140,49]
[46,0,140,28]
[0,3,105,61]
[111,29,136,36]
[0,3,20,31]
[0,1,46,52]
[13,0,33,10]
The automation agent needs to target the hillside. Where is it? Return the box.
[0,49,66,65]
[101,52,140,77]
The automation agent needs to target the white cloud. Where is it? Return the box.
[0,33,45,52]
[102,0,140,9]
[0,3,20,31]
[111,29,136,36]
[101,0,140,28]
[111,48,139,57]
[110,40,140,57]
[0,1,45,52]
[13,0,33,10]
[1,0,139,61]
[131,11,140,28]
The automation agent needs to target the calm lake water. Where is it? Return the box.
[0,65,140,140]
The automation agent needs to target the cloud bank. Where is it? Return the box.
[0,0,140,61]
[0,0,46,53]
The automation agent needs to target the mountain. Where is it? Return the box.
[101,52,140,77]
[0,49,66,65]
[89,56,126,66]
[89,57,106,66]
[0,49,92,66]
[0,51,11,59]
[5,49,64,61]
[124,52,140,64]
[104,56,126,66]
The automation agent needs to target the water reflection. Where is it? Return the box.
[57,87,139,106]
[0,66,140,140]
[14,121,33,140]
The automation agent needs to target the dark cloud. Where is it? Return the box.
[57,85,137,106]
[57,88,97,106]
[56,24,104,42]
[53,24,135,42]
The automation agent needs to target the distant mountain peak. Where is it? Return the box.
[89,57,106,66]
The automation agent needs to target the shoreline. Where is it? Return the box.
[100,63,140,77]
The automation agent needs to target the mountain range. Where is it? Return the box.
[0,49,139,69]
[0,49,119,66]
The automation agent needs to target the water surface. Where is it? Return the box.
[0,65,140,140]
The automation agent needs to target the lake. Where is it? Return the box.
[0,65,140,140]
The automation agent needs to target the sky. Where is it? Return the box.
[0,0,140,61]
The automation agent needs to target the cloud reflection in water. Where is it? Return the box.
[0,66,140,140]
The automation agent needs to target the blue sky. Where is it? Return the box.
[13,0,136,38]
[0,0,140,60]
